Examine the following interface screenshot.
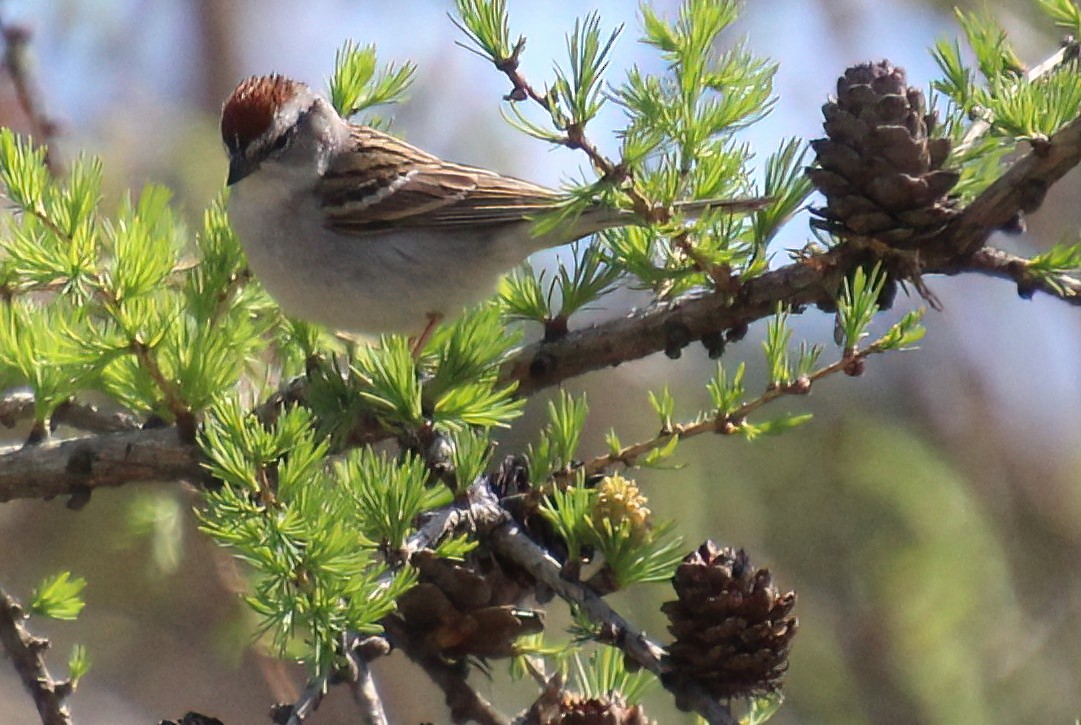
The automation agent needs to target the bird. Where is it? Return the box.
[221,74,767,343]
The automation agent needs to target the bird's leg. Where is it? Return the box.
[411,312,443,357]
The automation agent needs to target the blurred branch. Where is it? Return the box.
[0,586,72,725]
[1,390,142,434]
[191,0,241,112]
[0,13,60,174]
[0,427,202,506]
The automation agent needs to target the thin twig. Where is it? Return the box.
[349,658,387,725]
[955,246,1081,304]
[343,633,391,725]
[129,341,195,441]
[489,31,772,292]
[482,516,736,725]
[279,676,326,725]
[955,39,1080,154]
[405,501,472,556]
[573,331,906,479]
[492,37,661,222]
[271,638,391,725]
[0,586,73,725]
[381,616,510,725]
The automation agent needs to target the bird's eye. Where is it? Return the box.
[270,134,290,153]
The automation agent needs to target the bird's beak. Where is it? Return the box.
[227,156,258,186]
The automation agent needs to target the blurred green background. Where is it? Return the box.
[0,1,1079,723]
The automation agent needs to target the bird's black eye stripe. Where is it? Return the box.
[270,133,290,152]
[269,124,297,153]
[267,108,309,155]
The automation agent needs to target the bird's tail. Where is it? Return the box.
[573,195,771,239]
[672,196,772,219]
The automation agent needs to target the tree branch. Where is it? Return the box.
[1,389,141,434]
[482,517,736,725]
[0,586,72,725]
[504,109,1081,395]
[272,676,326,725]
[1,111,1079,503]
[272,636,391,725]
[959,246,1081,303]
[501,255,838,396]
[349,659,388,725]
[941,113,1081,258]
[573,331,907,480]
[955,38,1079,154]
[0,427,202,506]
[382,617,510,725]
[342,634,391,725]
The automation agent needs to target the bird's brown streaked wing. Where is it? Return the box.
[320,126,561,235]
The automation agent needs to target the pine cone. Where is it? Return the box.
[522,677,652,725]
[160,714,224,725]
[807,60,959,245]
[552,693,650,725]
[662,541,797,704]
[391,550,543,659]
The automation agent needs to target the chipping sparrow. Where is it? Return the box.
[222,74,766,336]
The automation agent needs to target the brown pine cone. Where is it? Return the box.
[391,550,543,659]
[807,60,960,245]
[662,541,797,704]
[521,676,652,725]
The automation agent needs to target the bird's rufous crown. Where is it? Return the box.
[221,74,303,153]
